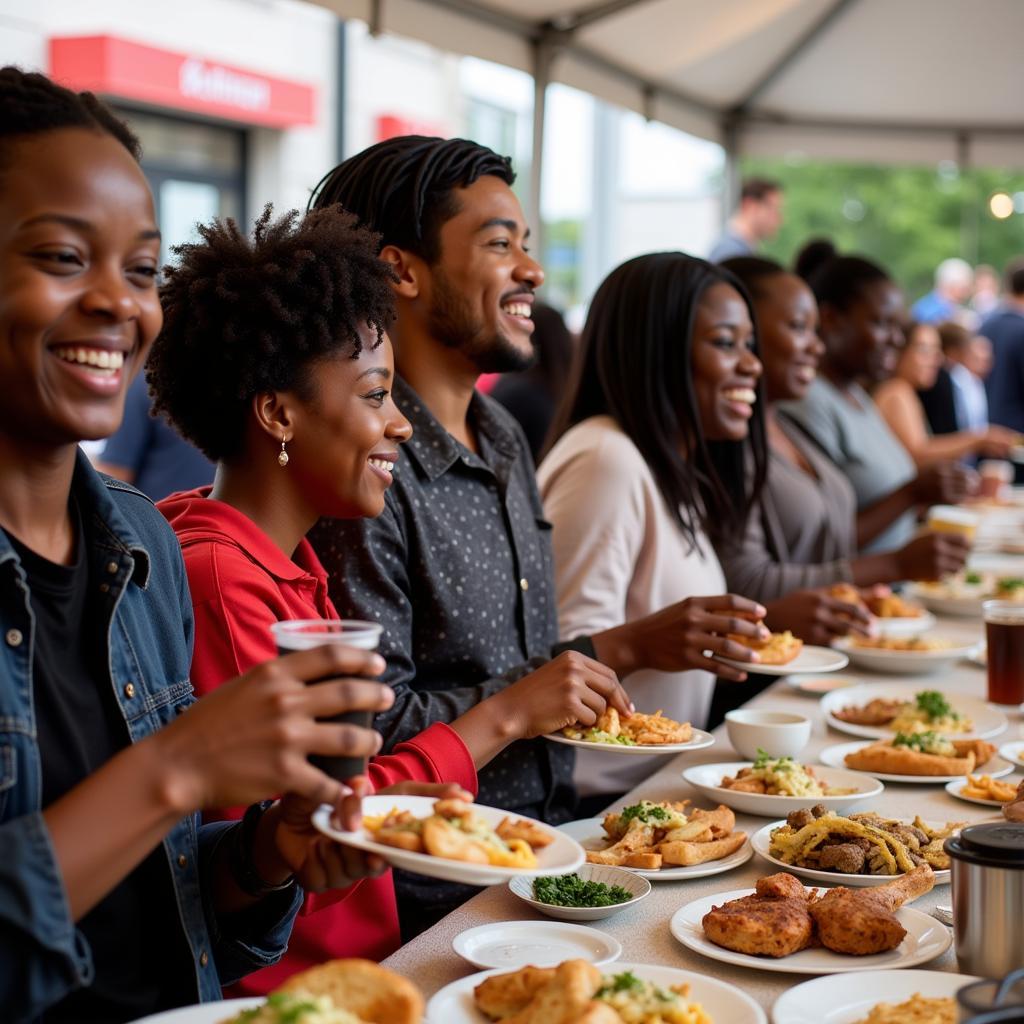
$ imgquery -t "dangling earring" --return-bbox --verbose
[278,437,290,467]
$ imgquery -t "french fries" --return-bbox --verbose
[963,773,1018,802]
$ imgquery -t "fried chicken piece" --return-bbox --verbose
[833,698,904,726]
[501,960,602,1024]
[702,872,817,958]
[585,822,657,866]
[1004,779,1024,822]
[474,965,555,1018]
[810,863,934,955]
[496,816,554,849]
[818,843,866,874]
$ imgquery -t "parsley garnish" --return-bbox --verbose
[533,873,633,907]
[916,690,957,721]
[619,801,669,825]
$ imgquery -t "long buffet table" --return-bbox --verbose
[383,604,1022,1012]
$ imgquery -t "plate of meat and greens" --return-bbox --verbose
[750,805,962,887]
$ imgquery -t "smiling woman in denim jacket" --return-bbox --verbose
[0,68,399,1023]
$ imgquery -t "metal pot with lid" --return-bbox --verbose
[946,823,1024,978]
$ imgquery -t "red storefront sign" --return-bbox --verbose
[50,35,316,128]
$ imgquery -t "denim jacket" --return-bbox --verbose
[0,451,300,1022]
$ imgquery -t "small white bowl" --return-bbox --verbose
[725,710,812,760]
[508,863,651,921]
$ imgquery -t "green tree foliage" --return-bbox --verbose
[741,157,1024,302]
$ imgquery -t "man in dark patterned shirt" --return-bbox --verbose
[307,137,765,933]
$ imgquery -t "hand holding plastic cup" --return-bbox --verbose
[927,504,980,543]
[979,460,1013,501]
[270,619,384,783]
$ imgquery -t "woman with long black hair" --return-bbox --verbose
[539,252,839,798]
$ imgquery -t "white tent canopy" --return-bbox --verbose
[307,0,1024,232]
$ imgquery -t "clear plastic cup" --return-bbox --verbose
[270,619,384,782]
[927,504,980,542]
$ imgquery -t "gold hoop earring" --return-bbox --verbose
[278,438,289,467]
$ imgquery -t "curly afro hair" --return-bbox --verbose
[147,204,397,463]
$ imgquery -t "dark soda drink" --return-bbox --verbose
[271,619,383,783]
[984,602,1024,706]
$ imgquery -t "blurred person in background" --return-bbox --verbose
[490,301,575,462]
[980,258,1024,436]
[911,256,975,326]
[94,372,213,501]
[708,177,783,263]
[874,320,1014,467]
[971,263,1001,320]
[941,321,996,435]
[718,258,969,603]
[781,241,972,554]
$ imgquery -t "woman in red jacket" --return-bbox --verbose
[148,206,480,992]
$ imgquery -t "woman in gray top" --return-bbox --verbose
[718,256,971,610]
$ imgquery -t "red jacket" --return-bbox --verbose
[158,489,477,994]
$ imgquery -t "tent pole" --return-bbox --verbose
[721,114,741,230]
[529,34,554,255]
[957,131,979,267]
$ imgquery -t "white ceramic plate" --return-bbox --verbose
[670,889,951,974]
[873,611,937,637]
[426,961,767,1024]
[819,741,1014,783]
[451,920,621,970]
[129,1000,262,1024]
[1001,740,1024,769]
[544,727,714,756]
[715,645,849,676]
[771,969,982,1023]
[750,820,954,886]
[311,796,583,886]
[904,582,986,618]
[820,683,1008,740]
[682,761,884,817]
[832,636,981,675]
[945,776,1022,807]
[969,643,987,667]
[555,817,752,881]
[507,864,651,921]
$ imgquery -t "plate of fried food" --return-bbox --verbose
[820,735,1012,783]
[751,805,963,886]
[682,755,882,817]
[426,958,767,1024]
[556,799,750,880]
[713,619,849,675]
[154,959,425,1024]
[546,707,714,755]
[907,571,1024,617]
[771,968,982,1024]
[671,865,951,974]
[311,795,583,886]
[945,772,1023,808]
[820,684,1007,740]
[831,634,980,674]
[828,584,935,638]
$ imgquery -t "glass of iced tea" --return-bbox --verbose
[927,504,980,542]
[983,601,1024,706]
[270,619,384,782]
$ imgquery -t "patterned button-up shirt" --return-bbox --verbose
[309,376,591,826]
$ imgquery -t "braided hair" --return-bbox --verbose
[309,135,514,263]
[147,204,397,463]
[0,66,140,165]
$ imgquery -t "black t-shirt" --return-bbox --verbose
[5,503,195,1022]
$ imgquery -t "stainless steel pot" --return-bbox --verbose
[958,969,1024,1022]
[946,823,1024,978]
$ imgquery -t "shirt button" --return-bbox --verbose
[519,578,529,592]
[124,683,136,699]
[99,583,110,594]
[106,561,118,574]
[177,853,188,868]
[199,951,208,968]
[5,629,23,647]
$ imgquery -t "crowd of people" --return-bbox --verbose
[2,67,1022,1022]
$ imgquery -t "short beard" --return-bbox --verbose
[428,268,537,374]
